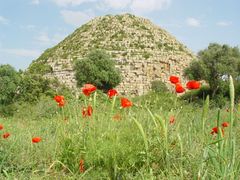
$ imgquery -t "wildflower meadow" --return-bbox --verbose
[0,76,239,179]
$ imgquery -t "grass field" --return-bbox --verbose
[0,81,239,179]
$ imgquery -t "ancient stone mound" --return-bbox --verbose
[29,13,195,95]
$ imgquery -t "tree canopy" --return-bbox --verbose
[184,43,240,97]
[0,64,20,105]
[74,49,121,91]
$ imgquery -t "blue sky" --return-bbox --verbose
[0,0,239,70]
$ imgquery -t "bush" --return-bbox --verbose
[0,104,17,116]
[0,64,20,105]
[28,60,52,75]
[0,63,74,116]
[16,73,55,103]
[74,49,121,91]
[181,85,228,107]
[212,94,228,108]
[184,43,240,98]
[151,80,168,93]
[16,73,74,103]
[181,85,211,101]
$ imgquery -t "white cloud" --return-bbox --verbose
[186,17,200,27]
[130,0,171,14]
[216,21,232,27]
[0,48,41,57]
[31,0,40,5]
[61,10,95,26]
[98,0,171,13]
[101,0,131,9]
[52,0,95,7]
[0,16,9,24]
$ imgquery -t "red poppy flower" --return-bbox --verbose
[121,98,133,108]
[175,83,185,93]
[186,80,201,90]
[3,132,10,139]
[169,116,175,124]
[107,89,118,98]
[82,105,93,117]
[32,137,42,143]
[54,95,64,103]
[79,159,85,173]
[169,76,180,84]
[211,127,224,135]
[58,100,65,107]
[0,124,3,130]
[82,84,97,96]
[221,122,229,128]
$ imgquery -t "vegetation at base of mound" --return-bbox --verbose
[185,43,240,99]
[0,64,73,116]
[0,84,239,179]
[183,43,240,107]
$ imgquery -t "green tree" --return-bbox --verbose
[16,73,54,102]
[16,73,73,103]
[184,43,240,97]
[0,64,20,105]
[74,49,121,91]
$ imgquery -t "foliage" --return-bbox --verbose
[0,76,240,179]
[16,73,55,103]
[0,64,73,116]
[184,43,240,98]
[0,104,17,116]
[74,49,121,91]
[151,80,168,93]
[0,88,239,179]
[181,85,211,102]
[27,61,52,75]
[0,64,20,105]
[180,85,230,107]
[143,52,151,59]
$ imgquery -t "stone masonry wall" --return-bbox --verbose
[39,14,194,96]
[44,50,192,96]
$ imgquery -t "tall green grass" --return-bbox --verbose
[0,89,239,179]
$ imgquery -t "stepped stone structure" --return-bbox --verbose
[29,13,195,95]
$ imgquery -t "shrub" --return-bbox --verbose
[151,80,168,93]
[0,64,20,105]
[28,61,52,75]
[181,85,228,107]
[0,104,17,116]
[184,43,240,98]
[212,94,228,108]
[16,73,55,103]
[74,49,121,91]
[143,52,151,59]
[0,63,74,117]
